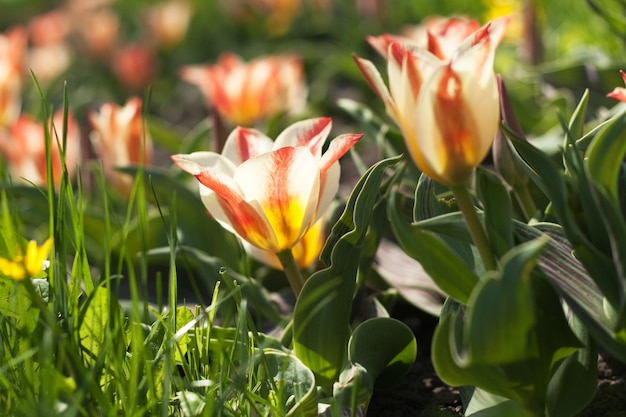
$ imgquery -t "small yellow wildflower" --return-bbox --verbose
[0,238,53,280]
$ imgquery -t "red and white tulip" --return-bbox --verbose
[0,110,81,187]
[0,27,27,127]
[355,16,508,187]
[171,117,361,254]
[179,53,307,126]
[89,97,153,195]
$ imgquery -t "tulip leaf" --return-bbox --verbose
[514,222,626,362]
[431,300,520,399]
[293,156,401,393]
[414,174,476,267]
[388,187,479,304]
[546,319,597,417]
[565,89,589,145]
[464,388,534,417]
[507,129,621,303]
[476,167,514,258]
[347,317,416,386]
[464,237,547,365]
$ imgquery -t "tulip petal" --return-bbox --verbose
[353,55,396,114]
[171,151,237,177]
[235,146,320,251]
[195,167,274,251]
[222,127,274,165]
[319,133,363,177]
[273,117,331,158]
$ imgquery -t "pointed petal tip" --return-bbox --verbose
[171,154,203,175]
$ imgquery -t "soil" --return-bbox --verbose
[366,308,626,416]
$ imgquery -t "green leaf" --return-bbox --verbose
[293,156,400,393]
[465,237,547,365]
[348,317,417,386]
[476,168,514,258]
[431,300,520,399]
[78,286,125,364]
[388,187,478,304]
[585,110,626,201]
[546,320,597,417]
[259,349,317,417]
[514,222,626,362]
[465,388,535,417]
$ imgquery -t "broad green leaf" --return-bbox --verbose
[347,317,416,386]
[293,156,400,393]
[78,286,125,364]
[465,388,535,417]
[546,320,597,417]
[414,174,477,268]
[431,300,521,400]
[0,277,40,334]
[465,237,546,365]
[388,187,478,304]
[259,349,317,417]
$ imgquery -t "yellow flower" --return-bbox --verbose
[0,238,53,280]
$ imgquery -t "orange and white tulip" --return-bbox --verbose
[0,27,27,127]
[179,53,306,126]
[355,16,508,187]
[171,117,361,254]
[608,70,626,102]
[0,110,81,187]
[89,97,153,195]
[144,0,192,49]
[367,15,481,61]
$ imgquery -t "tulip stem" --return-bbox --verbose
[451,185,498,272]
[515,183,537,222]
[276,249,305,297]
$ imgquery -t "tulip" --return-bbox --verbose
[172,117,361,294]
[0,27,27,127]
[179,53,306,127]
[144,0,192,49]
[0,110,81,187]
[367,15,480,61]
[112,44,156,91]
[608,70,626,102]
[88,97,153,196]
[354,16,508,187]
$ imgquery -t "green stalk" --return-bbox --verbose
[451,185,498,272]
[276,249,306,297]
[514,182,538,222]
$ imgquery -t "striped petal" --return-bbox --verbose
[222,127,274,165]
[353,55,396,115]
[235,146,320,252]
[273,117,332,158]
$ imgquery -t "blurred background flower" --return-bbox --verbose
[89,97,153,196]
[0,110,81,187]
[179,52,307,127]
